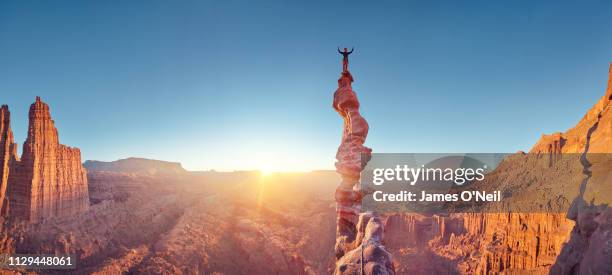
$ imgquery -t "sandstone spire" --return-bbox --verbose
[0,105,17,215]
[332,54,394,274]
[7,97,89,222]
[607,62,612,100]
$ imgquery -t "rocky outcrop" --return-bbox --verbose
[530,132,565,154]
[0,105,18,215]
[548,65,612,273]
[527,63,612,274]
[334,213,394,274]
[530,63,612,154]
[376,64,612,274]
[332,58,394,274]
[464,65,612,274]
[4,97,89,222]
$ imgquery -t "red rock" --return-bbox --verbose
[379,64,612,274]
[334,213,395,275]
[0,105,18,215]
[5,97,89,222]
[332,63,393,274]
[607,62,612,100]
[531,63,612,154]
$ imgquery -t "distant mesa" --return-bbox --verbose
[84,157,187,177]
[0,97,89,222]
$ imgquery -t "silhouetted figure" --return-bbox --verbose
[338,47,354,72]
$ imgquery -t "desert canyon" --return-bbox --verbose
[0,65,610,274]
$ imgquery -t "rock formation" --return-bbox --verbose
[359,64,612,275]
[530,63,612,155]
[0,105,18,215]
[452,64,612,274]
[332,56,394,274]
[547,63,612,274]
[608,62,612,100]
[2,97,89,222]
[446,64,611,274]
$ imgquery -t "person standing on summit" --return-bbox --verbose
[338,47,354,73]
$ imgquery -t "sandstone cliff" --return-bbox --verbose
[378,64,612,274]
[3,97,89,222]
[332,65,394,274]
[531,64,612,274]
[531,64,612,154]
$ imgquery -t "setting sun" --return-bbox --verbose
[259,169,275,177]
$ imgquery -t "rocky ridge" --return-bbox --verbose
[379,64,612,274]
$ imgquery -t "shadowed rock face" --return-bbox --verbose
[3,97,89,222]
[547,66,612,274]
[377,65,612,274]
[529,64,612,274]
[0,105,18,215]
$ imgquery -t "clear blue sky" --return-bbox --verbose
[1,1,611,171]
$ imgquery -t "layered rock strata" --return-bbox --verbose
[548,64,612,274]
[0,105,18,215]
[443,64,612,274]
[3,97,89,222]
[354,64,612,274]
[448,64,612,274]
[530,63,612,154]
[333,63,394,274]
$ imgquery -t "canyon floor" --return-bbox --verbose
[3,168,339,274]
[1,157,596,275]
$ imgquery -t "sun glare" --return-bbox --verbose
[259,169,275,177]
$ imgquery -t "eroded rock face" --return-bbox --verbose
[534,64,612,274]
[333,68,394,274]
[378,64,612,274]
[382,213,573,274]
[531,63,612,155]
[0,105,18,215]
[335,213,394,275]
[4,97,89,222]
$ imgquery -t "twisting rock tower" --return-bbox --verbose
[332,48,394,274]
